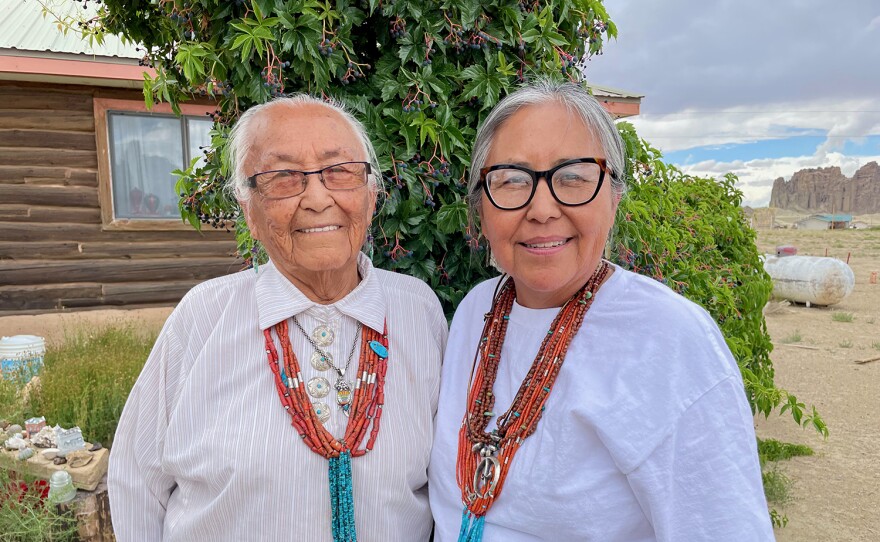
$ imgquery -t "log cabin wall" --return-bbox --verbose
[0,81,240,314]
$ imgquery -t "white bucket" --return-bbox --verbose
[0,335,46,382]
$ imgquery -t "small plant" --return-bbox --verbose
[831,311,854,323]
[29,325,154,447]
[757,438,809,530]
[781,331,802,344]
[758,438,814,463]
[839,339,853,348]
[872,341,880,351]
[0,469,78,542]
[762,467,794,507]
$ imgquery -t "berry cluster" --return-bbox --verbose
[341,61,370,85]
[382,233,414,261]
[319,38,336,56]
[401,88,437,112]
[389,18,406,38]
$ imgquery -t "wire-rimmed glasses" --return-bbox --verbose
[247,161,371,199]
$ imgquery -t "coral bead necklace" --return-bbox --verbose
[263,318,389,542]
[456,261,610,542]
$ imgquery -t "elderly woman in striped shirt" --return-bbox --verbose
[109,95,447,541]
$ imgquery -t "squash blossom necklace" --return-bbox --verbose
[264,318,389,542]
[456,261,610,542]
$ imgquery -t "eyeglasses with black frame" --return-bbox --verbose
[479,157,616,210]
[247,161,372,200]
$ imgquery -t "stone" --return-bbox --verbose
[53,456,67,465]
[89,442,103,452]
[4,436,26,451]
[31,426,57,448]
[770,161,880,214]
[66,450,93,468]
[6,424,22,436]
[17,447,34,461]
[41,448,60,460]
[0,420,8,430]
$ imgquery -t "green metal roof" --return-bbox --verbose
[585,82,644,100]
[815,214,853,222]
[0,0,140,60]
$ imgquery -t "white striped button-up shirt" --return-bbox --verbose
[109,254,447,541]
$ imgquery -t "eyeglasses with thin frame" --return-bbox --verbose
[479,157,616,210]
[247,161,372,200]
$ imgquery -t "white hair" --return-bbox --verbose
[226,94,381,202]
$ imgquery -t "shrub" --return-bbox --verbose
[28,326,153,448]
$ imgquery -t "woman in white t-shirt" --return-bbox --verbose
[428,79,774,542]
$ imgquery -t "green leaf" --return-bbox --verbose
[435,200,468,234]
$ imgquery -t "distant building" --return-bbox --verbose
[795,214,853,230]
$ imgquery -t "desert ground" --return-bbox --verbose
[1,221,878,540]
[755,224,880,541]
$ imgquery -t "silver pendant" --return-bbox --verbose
[335,379,352,410]
[307,376,331,399]
[312,402,330,424]
[310,350,332,372]
[312,325,335,347]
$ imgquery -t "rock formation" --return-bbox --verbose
[769,161,880,214]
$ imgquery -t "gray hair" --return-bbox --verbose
[226,94,381,202]
[466,79,627,227]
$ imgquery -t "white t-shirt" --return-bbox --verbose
[429,264,774,541]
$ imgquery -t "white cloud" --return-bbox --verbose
[679,152,880,208]
[868,15,880,31]
[623,98,880,154]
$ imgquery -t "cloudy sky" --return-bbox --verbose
[585,0,880,207]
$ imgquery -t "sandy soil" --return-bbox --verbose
[1,228,878,540]
[0,307,173,347]
[756,228,880,541]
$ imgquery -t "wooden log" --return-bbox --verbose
[0,184,99,207]
[0,146,98,168]
[0,129,97,151]
[0,110,95,132]
[0,283,104,311]
[0,87,93,112]
[0,241,82,259]
[0,222,234,243]
[0,240,237,260]
[101,280,200,305]
[1,258,239,285]
[0,205,29,219]
[779,343,821,351]
[854,356,880,365]
[0,166,97,186]
[0,204,101,223]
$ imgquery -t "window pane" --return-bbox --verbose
[109,113,184,219]
[186,117,213,167]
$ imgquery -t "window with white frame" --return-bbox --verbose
[106,111,212,220]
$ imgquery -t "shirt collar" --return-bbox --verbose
[255,252,386,333]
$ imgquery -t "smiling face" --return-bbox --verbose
[241,103,375,299]
[481,101,619,308]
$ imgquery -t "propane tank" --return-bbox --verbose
[763,255,855,306]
